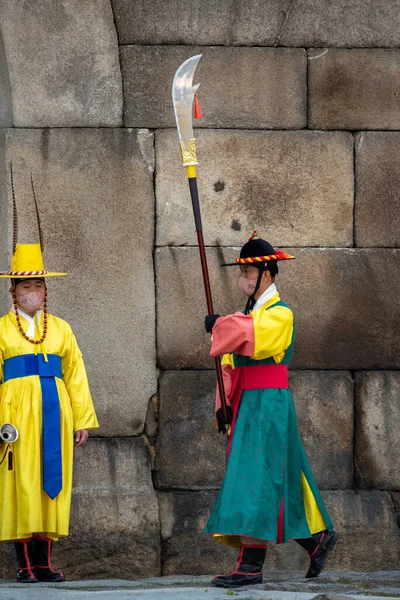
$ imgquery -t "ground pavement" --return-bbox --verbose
[0,571,400,599]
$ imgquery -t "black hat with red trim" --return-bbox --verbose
[221,231,295,267]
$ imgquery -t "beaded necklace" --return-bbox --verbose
[11,286,48,345]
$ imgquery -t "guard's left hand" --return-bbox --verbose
[216,406,233,434]
[75,429,89,447]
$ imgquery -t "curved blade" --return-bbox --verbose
[172,55,202,149]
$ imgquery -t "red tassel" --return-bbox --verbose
[193,93,203,119]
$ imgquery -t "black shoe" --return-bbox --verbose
[305,529,339,579]
[14,540,38,583]
[16,568,38,583]
[35,567,66,582]
[212,572,262,588]
[212,545,266,588]
[33,538,66,582]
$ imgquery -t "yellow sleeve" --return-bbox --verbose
[251,305,294,362]
[62,325,99,432]
[221,353,235,368]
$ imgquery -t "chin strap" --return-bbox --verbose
[245,268,264,315]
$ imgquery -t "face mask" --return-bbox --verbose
[17,291,44,313]
[238,275,259,297]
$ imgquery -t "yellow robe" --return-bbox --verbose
[0,310,99,541]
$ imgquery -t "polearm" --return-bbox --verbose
[172,55,228,422]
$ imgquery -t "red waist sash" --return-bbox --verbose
[226,364,289,457]
[238,363,289,390]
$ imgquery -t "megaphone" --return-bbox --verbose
[0,423,19,443]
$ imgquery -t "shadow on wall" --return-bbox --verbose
[0,147,8,315]
[0,25,12,311]
[0,26,12,127]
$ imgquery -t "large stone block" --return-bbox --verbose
[0,437,160,580]
[155,370,353,491]
[159,490,232,576]
[291,371,354,489]
[0,129,157,436]
[355,132,400,248]
[309,49,400,130]
[159,490,400,574]
[155,371,225,490]
[121,46,306,129]
[323,491,400,571]
[0,0,122,127]
[156,129,353,247]
[66,437,160,579]
[112,0,400,48]
[355,372,400,490]
[279,1,400,48]
[156,247,400,370]
[113,0,287,46]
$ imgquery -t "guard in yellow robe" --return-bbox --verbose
[0,191,98,583]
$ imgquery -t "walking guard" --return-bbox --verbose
[204,232,338,588]
[0,169,99,583]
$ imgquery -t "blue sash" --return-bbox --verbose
[4,353,63,499]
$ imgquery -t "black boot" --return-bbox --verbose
[33,537,66,582]
[14,539,38,583]
[296,529,339,578]
[212,545,266,588]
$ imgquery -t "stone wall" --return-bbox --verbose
[0,0,399,580]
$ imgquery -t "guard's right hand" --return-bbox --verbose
[205,314,220,333]
[216,406,233,434]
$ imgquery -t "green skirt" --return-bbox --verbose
[204,388,332,547]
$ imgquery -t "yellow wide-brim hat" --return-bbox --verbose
[0,244,67,278]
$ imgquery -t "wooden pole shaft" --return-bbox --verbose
[187,174,228,420]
